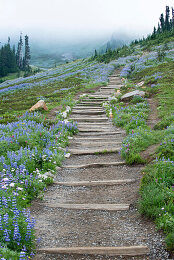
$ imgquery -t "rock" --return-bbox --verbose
[136,81,144,87]
[29,100,48,112]
[121,90,145,102]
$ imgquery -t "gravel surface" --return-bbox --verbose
[55,165,143,182]
[31,73,170,260]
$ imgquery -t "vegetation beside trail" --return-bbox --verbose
[0,4,174,259]
[107,41,174,251]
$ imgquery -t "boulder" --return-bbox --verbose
[121,90,145,102]
[29,100,48,112]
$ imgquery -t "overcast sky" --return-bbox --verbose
[0,0,174,42]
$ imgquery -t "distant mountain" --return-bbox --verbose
[29,32,134,68]
[99,32,133,54]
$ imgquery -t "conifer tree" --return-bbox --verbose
[165,6,170,30]
[23,35,31,70]
[160,13,165,32]
[16,33,23,69]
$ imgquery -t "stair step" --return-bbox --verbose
[54,179,136,187]
[44,203,130,211]
[69,147,120,155]
[78,129,116,132]
[72,141,122,146]
[74,106,102,109]
[73,136,122,141]
[62,161,125,168]
[72,111,104,115]
[37,246,150,256]
[78,131,125,135]
[70,118,108,122]
[101,86,121,89]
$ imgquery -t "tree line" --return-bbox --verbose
[0,34,31,77]
[92,6,174,63]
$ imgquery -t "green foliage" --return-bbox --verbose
[139,161,174,249]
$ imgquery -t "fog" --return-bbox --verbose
[1,0,173,40]
[0,0,173,67]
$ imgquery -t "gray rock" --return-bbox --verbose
[121,90,145,101]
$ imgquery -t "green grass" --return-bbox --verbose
[111,51,174,250]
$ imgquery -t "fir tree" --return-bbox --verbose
[160,13,165,32]
[16,33,23,69]
[94,49,98,58]
[23,35,31,70]
[165,6,170,31]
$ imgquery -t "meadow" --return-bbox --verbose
[0,40,174,258]
[108,41,174,250]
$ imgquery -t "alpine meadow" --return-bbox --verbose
[0,2,174,260]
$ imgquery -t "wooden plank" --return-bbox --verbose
[45,203,130,211]
[74,106,102,109]
[54,179,136,187]
[73,137,123,141]
[37,246,150,256]
[69,147,120,155]
[71,141,122,146]
[78,129,115,132]
[70,118,108,122]
[72,111,105,115]
[62,161,125,168]
[78,131,125,135]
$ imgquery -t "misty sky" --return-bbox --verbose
[0,0,174,42]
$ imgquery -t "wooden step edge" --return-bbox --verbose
[53,179,136,187]
[71,141,122,145]
[73,137,123,140]
[78,129,116,133]
[62,161,125,169]
[72,112,104,114]
[69,148,120,155]
[37,245,150,256]
[70,118,108,121]
[43,203,130,211]
[78,131,125,135]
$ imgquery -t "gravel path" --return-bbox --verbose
[31,72,170,260]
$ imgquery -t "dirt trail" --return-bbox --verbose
[31,72,169,260]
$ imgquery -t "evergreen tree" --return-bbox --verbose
[165,6,170,31]
[160,13,165,32]
[172,7,174,28]
[0,39,17,77]
[23,35,31,70]
[94,49,98,58]
[16,33,23,69]
[157,22,161,33]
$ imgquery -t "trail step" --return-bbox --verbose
[72,111,105,115]
[62,161,125,168]
[78,131,125,135]
[54,179,136,187]
[69,147,120,155]
[77,122,110,126]
[71,141,122,147]
[73,136,123,141]
[74,106,103,109]
[78,129,117,133]
[70,118,108,122]
[37,246,150,256]
[44,203,130,211]
[101,86,121,89]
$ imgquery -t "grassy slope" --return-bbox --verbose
[108,39,174,251]
[0,36,173,257]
